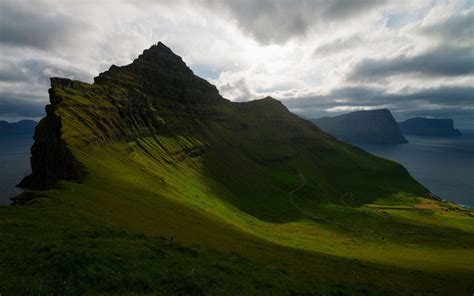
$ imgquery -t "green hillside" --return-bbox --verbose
[1,43,473,295]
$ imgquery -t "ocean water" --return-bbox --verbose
[356,130,474,208]
[0,134,33,204]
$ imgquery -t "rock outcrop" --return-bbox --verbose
[19,43,228,189]
[399,117,462,137]
[313,109,408,144]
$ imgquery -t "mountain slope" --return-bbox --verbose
[3,43,474,295]
[20,43,424,206]
[313,109,408,144]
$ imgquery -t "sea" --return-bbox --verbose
[356,130,474,208]
[0,134,33,204]
[0,132,473,207]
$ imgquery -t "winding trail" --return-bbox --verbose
[339,192,354,206]
[288,173,326,221]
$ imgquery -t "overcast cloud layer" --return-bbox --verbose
[0,0,473,128]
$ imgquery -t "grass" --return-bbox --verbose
[2,133,472,294]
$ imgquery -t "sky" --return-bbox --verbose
[0,0,473,128]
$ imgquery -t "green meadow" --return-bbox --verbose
[2,128,473,295]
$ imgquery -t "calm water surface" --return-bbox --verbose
[356,130,474,208]
[0,134,33,204]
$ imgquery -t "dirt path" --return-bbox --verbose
[288,173,326,221]
[339,192,354,206]
[288,173,358,226]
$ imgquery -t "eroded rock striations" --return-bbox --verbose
[313,109,408,144]
[399,117,462,137]
[20,42,228,189]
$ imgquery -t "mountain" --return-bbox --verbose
[312,109,408,144]
[0,120,37,136]
[2,43,474,295]
[399,117,462,137]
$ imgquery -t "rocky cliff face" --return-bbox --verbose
[20,42,227,189]
[399,117,462,137]
[313,109,408,144]
[17,103,86,189]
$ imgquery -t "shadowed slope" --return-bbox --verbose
[21,42,427,222]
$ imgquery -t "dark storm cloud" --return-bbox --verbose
[349,46,474,80]
[0,58,91,88]
[0,57,90,121]
[0,0,82,49]
[284,85,474,108]
[203,0,387,44]
[0,90,46,120]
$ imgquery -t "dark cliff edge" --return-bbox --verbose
[15,43,278,190]
[312,109,408,144]
[17,42,226,190]
[17,82,87,190]
[399,117,462,137]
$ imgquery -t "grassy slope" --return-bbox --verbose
[1,137,473,295]
[1,50,474,294]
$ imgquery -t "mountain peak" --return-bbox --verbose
[137,41,182,62]
[153,41,174,54]
[93,42,224,104]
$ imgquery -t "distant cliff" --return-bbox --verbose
[399,117,462,137]
[0,120,37,136]
[313,109,408,144]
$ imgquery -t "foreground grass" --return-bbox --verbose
[1,207,376,295]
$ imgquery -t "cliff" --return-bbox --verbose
[313,109,408,144]
[399,117,462,137]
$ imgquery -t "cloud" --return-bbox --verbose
[0,0,472,128]
[0,58,90,85]
[0,90,45,121]
[202,0,388,44]
[217,76,255,102]
[280,85,474,126]
[0,0,87,50]
[349,46,474,80]
[417,2,474,46]
[313,35,362,56]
